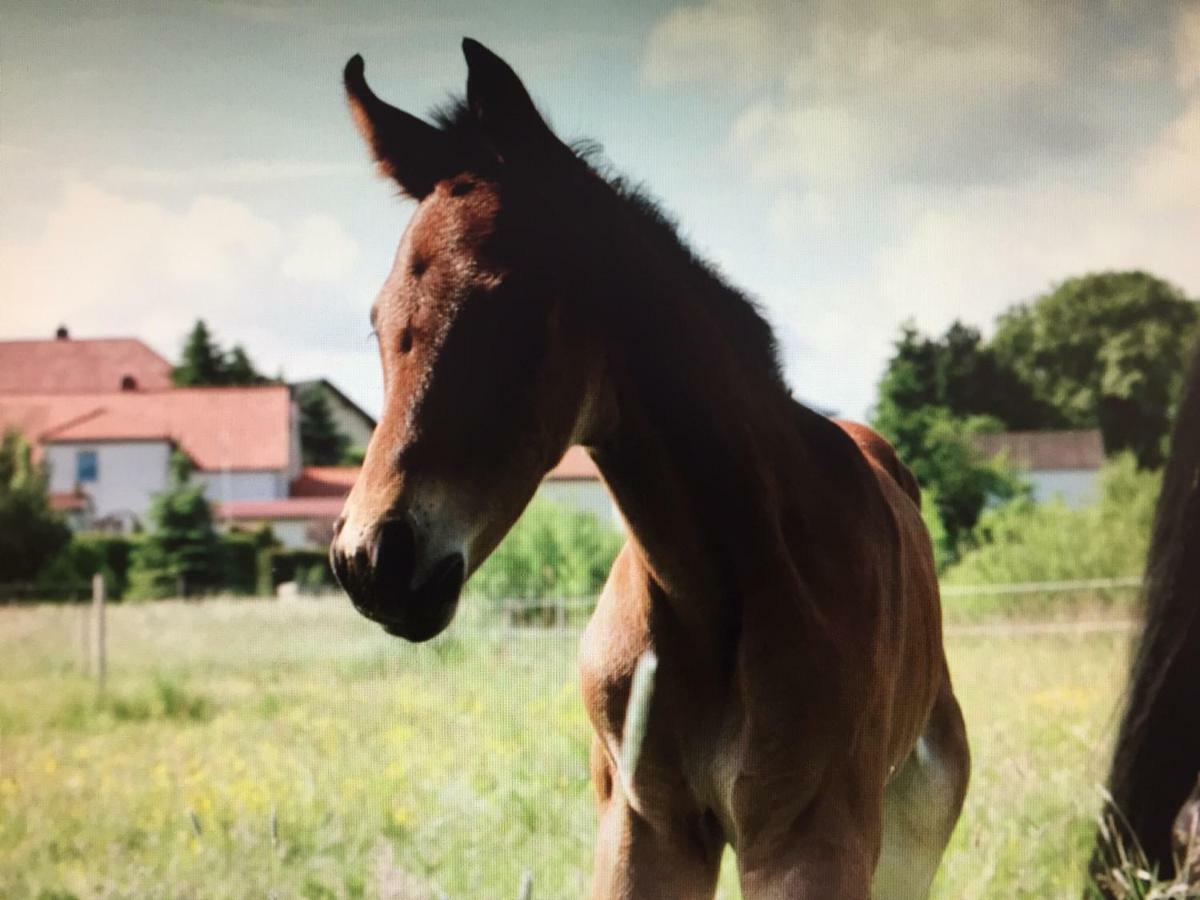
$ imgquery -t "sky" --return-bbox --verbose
[2,0,1199,422]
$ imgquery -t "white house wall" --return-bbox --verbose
[1026,469,1099,508]
[196,470,287,504]
[326,395,374,450]
[45,441,172,524]
[537,481,621,527]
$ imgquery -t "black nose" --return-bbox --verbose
[331,517,465,643]
[373,518,417,595]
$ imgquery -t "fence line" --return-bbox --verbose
[939,575,1143,597]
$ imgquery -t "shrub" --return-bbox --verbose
[942,454,1159,615]
[0,429,71,584]
[36,533,141,599]
[260,548,335,593]
[127,453,221,599]
[464,499,623,604]
[218,532,260,595]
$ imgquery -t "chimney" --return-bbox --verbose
[55,325,70,340]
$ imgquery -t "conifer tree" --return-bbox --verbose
[127,451,221,598]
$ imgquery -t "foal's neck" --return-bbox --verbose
[578,217,816,643]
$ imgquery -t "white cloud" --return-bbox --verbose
[104,160,361,187]
[642,1,780,91]
[0,182,377,407]
[641,1,1200,420]
[281,215,361,285]
[1178,1,1200,87]
[1136,95,1200,209]
[767,141,1200,419]
[643,0,1172,188]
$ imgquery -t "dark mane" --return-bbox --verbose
[429,96,786,389]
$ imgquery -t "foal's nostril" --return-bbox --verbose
[332,515,346,538]
[375,518,417,590]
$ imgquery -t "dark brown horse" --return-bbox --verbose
[1093,339,1200,893]
[330,39,969,899]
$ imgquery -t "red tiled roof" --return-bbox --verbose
[0,386,292,471]
[0,337,172,394]
[290,466,360,497]
[217,497,346,520]
[972,429,1105,472]
[280,448,601,498]
[547,446,599,481]
[49,490,93,512]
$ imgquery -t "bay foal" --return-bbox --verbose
[330,39,969,899]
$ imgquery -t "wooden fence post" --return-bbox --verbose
[80,594,91,675]
[91,573,106,693]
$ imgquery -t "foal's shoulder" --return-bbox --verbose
[830,419,922,506]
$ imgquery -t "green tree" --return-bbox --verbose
[991,271,1199,468]
[223,345,269,385]
[127,451,221,599]
[873,402,1021,566]
[874,324,1026,564]
[0,429,71,583]
[297,386,351,466]
[173,321,270,387]
[877,320,1058,429]
[173,320,227,386]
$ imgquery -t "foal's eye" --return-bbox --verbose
[398,327,414,354]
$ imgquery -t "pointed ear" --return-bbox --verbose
[344,55,461,198]
[462,38,558,162]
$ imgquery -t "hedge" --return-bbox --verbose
[259,547,336,594]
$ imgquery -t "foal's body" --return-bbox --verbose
[332,39,968,899]
[577,347,967,898]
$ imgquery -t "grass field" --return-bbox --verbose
[0,599,1133,899]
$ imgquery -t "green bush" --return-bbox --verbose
[35,533,141,600]
[217,532,260,595]
[0,429,71,584]
[942,454,1159,616]
[464,499,623,604]
[260,548,335,593]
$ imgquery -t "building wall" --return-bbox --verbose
[45,441,172,524]
[299,382,374,451]
[537,480,621,526]
[1026,468,1099,508]
[197,470,287,505]
[217,519,319,550]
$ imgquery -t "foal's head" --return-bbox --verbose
[331,40,605,641]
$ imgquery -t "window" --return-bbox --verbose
[76,450,98,483]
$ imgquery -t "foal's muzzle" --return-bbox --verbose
[330,516,466,642]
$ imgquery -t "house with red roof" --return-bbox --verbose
[972,429,1106,507]
[216,447,619,548]
[1,329,618,547]
[0,330,302,536]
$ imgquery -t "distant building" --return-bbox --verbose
[973,429,1106,507]
[0,329,172,394]
[290,378,376,452]
[217,466,356,548]
[540,446,619,525]
[1,330,616,546]
[0,331,353,544]
[220,448,620,549]
[0,384,300,530]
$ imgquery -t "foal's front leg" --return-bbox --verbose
[589,737,722,900]
[736,787,879,900]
